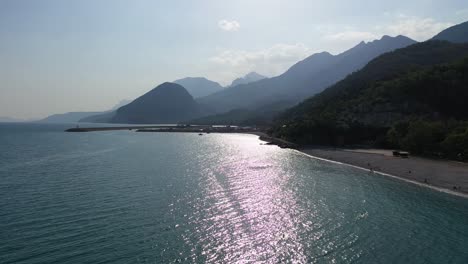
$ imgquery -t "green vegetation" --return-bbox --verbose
[271,41,468,160]
[387,120,468,160]
[190,109,262,126]
[432,21,468,43]
[190,101,295,126]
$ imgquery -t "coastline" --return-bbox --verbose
[64,125,468,198]
[295,147,468,198]
[252,133,468,198]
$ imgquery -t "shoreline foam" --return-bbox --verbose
[252,134,468,198]
[295,147,468,199]
[295,149,468,199]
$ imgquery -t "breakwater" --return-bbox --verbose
[65,125,298,149]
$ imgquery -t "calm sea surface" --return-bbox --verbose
[1,123,468,263]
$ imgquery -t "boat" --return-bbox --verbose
[393,150,410,158]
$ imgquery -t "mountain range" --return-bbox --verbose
[197,35,416,114]
[80,33,432,125]
[52,20,468,130]
[272,40,468,140]
[173,72,267,99]
[270,21,468,158]
[0,117,27,123]
[40,99,131,123]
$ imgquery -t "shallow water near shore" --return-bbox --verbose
[1,123,468,263]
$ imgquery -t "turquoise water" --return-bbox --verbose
[1,123,468,263]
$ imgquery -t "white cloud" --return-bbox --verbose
[381,15,454,41]
[218,20,240,32]
[320,28,381,53]
[321,15,454,46]
[209,15,456,84]
[455,9,468,17]
[209,43,314,85]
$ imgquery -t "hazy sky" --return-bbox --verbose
[1,0,467,119]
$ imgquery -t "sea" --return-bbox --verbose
[1,122,468,263]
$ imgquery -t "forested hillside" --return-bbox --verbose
[271,41,468,159]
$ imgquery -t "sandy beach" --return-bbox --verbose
[299,147,468,196]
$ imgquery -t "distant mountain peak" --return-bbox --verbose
[156,82,183,91]
[381,35,391,40]
[312,51,333,58]
[368,35,415,44]
[173,77,223,98]
[230,72,267,87]
[343,35,416,57]
[111,82,202,124]
[139,82,194,100]
[353,41,367,49]
[176,76,209,82]
[244,72,264,78]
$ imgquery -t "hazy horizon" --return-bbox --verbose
[1,0,467,119]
